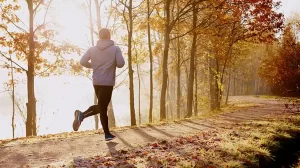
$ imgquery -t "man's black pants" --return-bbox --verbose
[82,85,113,134]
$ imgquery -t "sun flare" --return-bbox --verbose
[52,1,89,46]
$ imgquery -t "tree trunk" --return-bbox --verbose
[225,67,231,105]
[88,0,95,46]
[167,76,173,120]
[10,55,15,138]
[186,0,197,118]
[136,53,141,125]
[176,38,181,119]
[107,103,115,128]
[194,65,198,116]
[209,57,216,110]
[176,0,181,120]
[257,77,261,94]
[94,95,99,129]
[26,0,37,136]
[233,74,236,96]
[94,0,101,30]
[241,80,244,95]
[147,0,153,123]
[209,56,220,111]
[216,59,220,109]
[160,0,171,121]
[184,59,189,112]
[87,0,100,130]
[128,0,136,126]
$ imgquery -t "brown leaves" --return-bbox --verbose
[0,1,82,77]
[259,25,300,96]
[64,132,222,167]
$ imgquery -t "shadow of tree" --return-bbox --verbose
[132,128,157,141]
[113,133,134,149]
[147,125,175,138]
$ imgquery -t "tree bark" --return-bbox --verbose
[87,0,100,129]
[194,65,198,116]
[160,0,171,121]
[88,0,95,46]
[225,67,231,105]
[26,0,37,136]
[93,95,99,129]
[10,55,15,138]
[107,103,115,128]
[216,59,220,109]
[147,0,153,123]
[233,74,236,96]
[128,0,136,126]
[176,0,181,120]
[209,57,216,110]
[209,56,220,111]
[94,0,101,30]
[135,52,141,125]
[176,38,181,119]
[186,0,197,118]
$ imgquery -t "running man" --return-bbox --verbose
[73,28,125,141]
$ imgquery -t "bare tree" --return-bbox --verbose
[120,0,136,126]
[186,0,198,118]
[147,0,154,123]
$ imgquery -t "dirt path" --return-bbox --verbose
[0,96,285,168]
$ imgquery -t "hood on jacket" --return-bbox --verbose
[96,40,114,50]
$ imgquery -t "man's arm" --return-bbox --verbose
[116,47,125,68]
[80,49,92,68]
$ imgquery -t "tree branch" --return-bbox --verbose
[122,3,130,33]
[34,0,53,33]
[0,90,9,94]
[116,67,128,77]
[170,0,195,29]
[119,0,129,8]
[105,0,114,28]
[1,27,28,56]
[0,7,27,33]
[114,73,128,90]
[34,59,58,76]
[170,14,217,41]
[0,52,28,72]
[132,0,145,9]
[33,0,44,13]
[180,57,190,67]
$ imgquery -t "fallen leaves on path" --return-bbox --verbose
[37,113,300,168]
[58,130,227,168]
[56,113,300,168]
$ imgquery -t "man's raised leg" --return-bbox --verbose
[73,105,100,131]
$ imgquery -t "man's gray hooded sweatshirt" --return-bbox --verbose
[80,40,125,86]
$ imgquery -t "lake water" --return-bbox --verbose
[0,74,154,140]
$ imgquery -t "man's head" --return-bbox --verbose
[99,28,111,40]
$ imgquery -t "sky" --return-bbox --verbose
[0,0,300,140]
[278,0,300,19]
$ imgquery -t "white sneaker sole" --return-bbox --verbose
[105,136,116,141]
[73,110,81,131]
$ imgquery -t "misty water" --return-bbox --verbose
[0,73,152,140]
